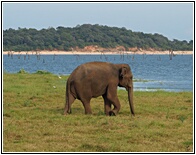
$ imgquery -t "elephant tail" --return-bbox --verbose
[64,79,72,115]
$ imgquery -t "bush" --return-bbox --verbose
[35,70,52,74]
[17,69,28,74]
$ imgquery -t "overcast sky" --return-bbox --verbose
[2,2,193,41]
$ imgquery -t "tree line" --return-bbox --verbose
[3,24,193,51]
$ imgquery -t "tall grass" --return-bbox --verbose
[3,72,193,152]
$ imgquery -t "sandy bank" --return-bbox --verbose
[3,50,193,55]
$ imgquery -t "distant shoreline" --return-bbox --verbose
[3,50,193,55]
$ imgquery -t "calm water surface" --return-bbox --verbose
[3,54,193,92]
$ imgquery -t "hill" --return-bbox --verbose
[3,24,193,52]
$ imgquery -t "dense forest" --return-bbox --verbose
[3,24,193,51]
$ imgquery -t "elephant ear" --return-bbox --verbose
[120,67,127,78]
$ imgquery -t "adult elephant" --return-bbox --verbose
[64,61,134,116]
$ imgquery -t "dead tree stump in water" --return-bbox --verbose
[169,50,174,60]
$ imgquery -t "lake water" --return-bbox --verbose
[3,54,193,92]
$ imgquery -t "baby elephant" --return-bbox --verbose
[64,61,134,116]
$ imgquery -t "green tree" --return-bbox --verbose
[3,24,193,51]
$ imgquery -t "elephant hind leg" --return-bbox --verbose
[81,98,92,114]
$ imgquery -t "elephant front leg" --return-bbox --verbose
[102,94,112,116]
[108,97,121,116]
[106,85,121,116]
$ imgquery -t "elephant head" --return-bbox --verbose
[118,65,134,116]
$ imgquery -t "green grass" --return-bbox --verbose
[3,72,193,152]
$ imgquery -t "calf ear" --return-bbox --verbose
[120,67,127,78]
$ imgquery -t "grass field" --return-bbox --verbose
[3,71,193,152]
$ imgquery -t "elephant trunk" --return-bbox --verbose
[128,86,134,116]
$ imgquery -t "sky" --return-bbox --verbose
[2,2,194,41]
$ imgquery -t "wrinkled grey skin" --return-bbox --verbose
[64,61,134,116]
